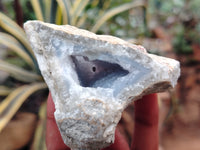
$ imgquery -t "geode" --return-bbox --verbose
[24,21,180,150]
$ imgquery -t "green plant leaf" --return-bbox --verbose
[56,0,72,24]
[0,12,34,56]
[0,86,13,96]
[91,1,145,33]
[0,32,34,67]
[0,60,42,82]
[70,0,81,16]
[76,13,87,27]
[49,0,58,23]
[55,5,62,25]
[30,0,44,21]
[43,0,52,22]
[0,83,47,132]
[71,0,90,26]
[31,102,47,150]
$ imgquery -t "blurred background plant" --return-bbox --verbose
[0,0,200,150]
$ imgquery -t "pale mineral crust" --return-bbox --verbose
[24,21,180,150]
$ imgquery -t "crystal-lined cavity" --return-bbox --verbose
[71,55,129,88]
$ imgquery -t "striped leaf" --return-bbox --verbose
[71,0,90,26]
[0,83,47,132]
[0,12,34,56]
[49,0,58,23]
[0,60,42,82]
[0,86,13,96]
[70,0,81,17]
[56,0,72,24]
[30,0,44,21]
[0,32,34,67]
[76,13,87,28]
[91,1,145,33]
[55,5,62,25]
[31,102,47,150]
[44,0,52,22]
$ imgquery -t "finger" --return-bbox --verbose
[131,94,159,150]
[46,93,70,150]
[102,129,130,150]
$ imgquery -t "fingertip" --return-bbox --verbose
[134,93,158,125]
[137,93,157,104]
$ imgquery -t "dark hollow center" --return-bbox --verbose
[92,66,96,72]
[71,55,129,88]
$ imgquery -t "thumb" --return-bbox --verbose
[46,93,70,150]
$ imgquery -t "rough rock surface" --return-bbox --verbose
[24,21,180,150]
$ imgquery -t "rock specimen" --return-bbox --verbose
[24,21,180,150]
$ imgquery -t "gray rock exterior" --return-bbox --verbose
[24,21,180,150]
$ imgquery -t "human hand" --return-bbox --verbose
[46,93,158,150]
